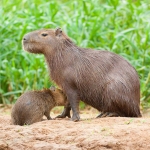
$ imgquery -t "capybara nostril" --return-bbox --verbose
[23,34,29,42]
[23,37,27,41]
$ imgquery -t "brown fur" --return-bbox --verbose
[11,87,68,125]
[22,28,142,121]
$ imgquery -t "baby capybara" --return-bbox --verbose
[22,28,141,121]
[11,86,69,125]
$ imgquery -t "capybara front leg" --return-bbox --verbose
[66,89,80,122]
[70,102,80,121]
[56,103,71,118]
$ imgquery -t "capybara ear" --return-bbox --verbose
[50,86,56,91]
[55,27,62,37]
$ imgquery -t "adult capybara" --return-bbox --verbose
[11,86,69,125]
[22,28,142,121]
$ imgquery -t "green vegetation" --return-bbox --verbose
[1,0,150,108]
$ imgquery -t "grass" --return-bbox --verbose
[0,0,150,108]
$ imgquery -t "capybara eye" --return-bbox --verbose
[41,33,48,37]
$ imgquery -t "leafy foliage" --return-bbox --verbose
[0,0,150,107]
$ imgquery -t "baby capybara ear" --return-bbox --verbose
[55,27,62,37]
[50,86,56,91]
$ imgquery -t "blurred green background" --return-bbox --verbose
[0,0,150,109]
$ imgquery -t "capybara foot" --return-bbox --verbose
[107,112,120,117]
[56,113,71,118]
[71,113,80,122]
[97,112,119,118]
[47,116,52,120]
[56,114,66,118]
[56,108,71,118]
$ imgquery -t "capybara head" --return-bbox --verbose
[50,86,67,106]
[22,28,70,54]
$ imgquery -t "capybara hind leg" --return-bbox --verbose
[97,112,119,118]
[96,112,105,118]
[107,112,120,117]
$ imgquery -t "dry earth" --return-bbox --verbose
[0,106,150,150]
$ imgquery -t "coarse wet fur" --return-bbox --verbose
[11,87,69,125]
[22,28,142,121]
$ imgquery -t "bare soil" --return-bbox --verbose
[0,105,150,150]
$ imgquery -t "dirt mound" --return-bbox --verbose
[0,112,150,150]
